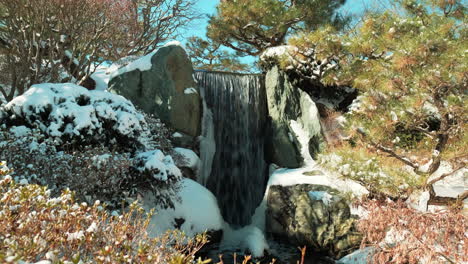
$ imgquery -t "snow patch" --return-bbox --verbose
[221,224,269,258]
[90,65,111,91]
[172,132,183,138]
[136,150,181,181]
[146,178,223,238]
[260,45,298,62]
[110,41,185,79]
[337,247,375,264]
[290,120,312,162]
[110,51,156,79]
[428,162,467,198]
[308,191,333,206]
[174,147,201,173]
[184,87,198,95]
[9,126,32,138]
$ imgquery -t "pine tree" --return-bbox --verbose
[207,0,348,56]
[186,36,250,72]
[287,0,467,198]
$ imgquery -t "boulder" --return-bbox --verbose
[109,44,201,137]
[265,66,322,168]
[266,184,361,259]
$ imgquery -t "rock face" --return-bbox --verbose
[109,44,201,137]
[266,184,361,259]
[265,66,322,168]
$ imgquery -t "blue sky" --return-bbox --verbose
[181,0,377,39]
[179,0,377,64]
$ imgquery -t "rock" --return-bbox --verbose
[171,131,196,148]
[109,44,201,137]
[265,66,323,168]
[266,184,362,259]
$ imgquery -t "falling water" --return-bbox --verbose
[195,71,269,226]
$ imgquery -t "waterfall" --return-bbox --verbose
[195,71,269,226]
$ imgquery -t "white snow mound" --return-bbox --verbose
[146,178,223,238]
[0,83,147,148]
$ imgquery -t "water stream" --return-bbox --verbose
[195,71,269,226]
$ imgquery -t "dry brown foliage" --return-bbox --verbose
[0,169,207,263]
[358,200,467,264]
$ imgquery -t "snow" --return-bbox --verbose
[337,247,375,264]
[136,150,181,181]
[260,45,298,62]
[184,87,198,95]
[1,83,147,146]
[146,178,223,238]
[348,95,364,113]
[308,191,333,206]
[9,126,32,138]
[90,65,111,91]
[418,191,430,212]
[86,222,98,233]
[428,162,467,199]
[110,51,156,79]
[290,120,313,163]
[91,154,111,170]
[66,230,85,241]
[174,147,201,173]
[110,41,185,80]
[172,132,183,138]
[221,224,268,258]
[163,40,183,48]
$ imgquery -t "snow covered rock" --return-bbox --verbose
[337,247,375,264]
[108,43,201,137]
[266,184,361,259]
[145,178,223,239]
[0,83,148,150]
[265,66,323,168]
[173,147,201,180]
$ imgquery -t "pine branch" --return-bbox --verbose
[357,129,420,170]
[426,165,466,186]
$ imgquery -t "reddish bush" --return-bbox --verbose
[0,0,198,99]
[0,174,207,263]
[358,200,467,264]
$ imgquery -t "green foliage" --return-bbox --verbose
[207,0,349,56]
[289,0,467,179]
[318,145,425,198]
[186,36,251,72]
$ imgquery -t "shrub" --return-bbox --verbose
[0,174,207,263]
[0,83,150,151]
[0,125,180,211]
[358,200,467,264]
[0,0,199,97]
[287,0,467,184]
